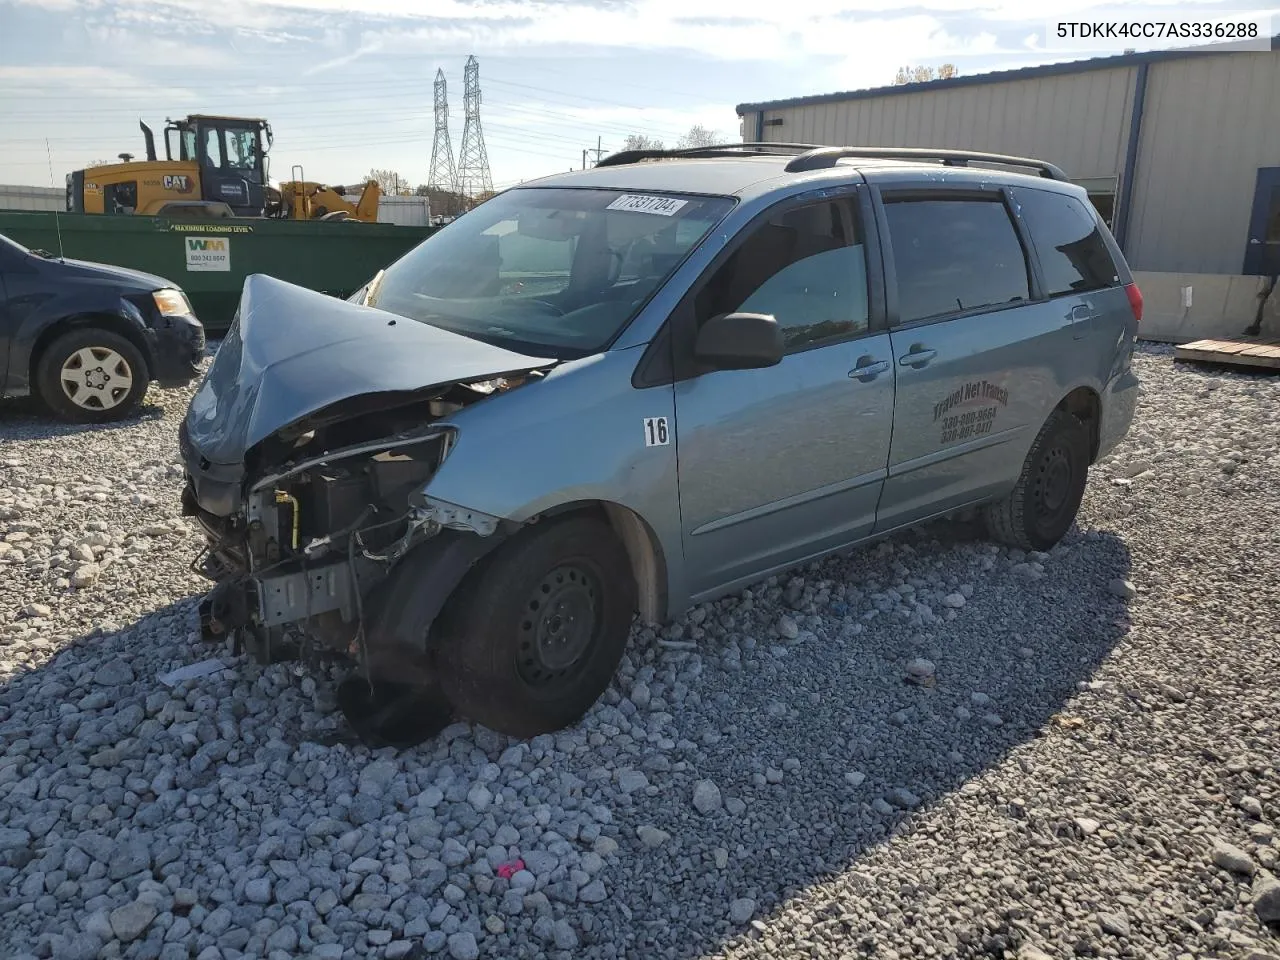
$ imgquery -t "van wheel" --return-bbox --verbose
[984,409,1090,551]
[35,328,149,423]
[436,515,637,738]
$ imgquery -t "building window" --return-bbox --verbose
[1071,177,1118,228]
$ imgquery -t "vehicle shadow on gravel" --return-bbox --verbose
[0,395,169,437]
[595,519,1135,960]
[0,518,1134,960]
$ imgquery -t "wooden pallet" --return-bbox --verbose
[1174,337,1280,370]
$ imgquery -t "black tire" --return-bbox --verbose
[34,328,149,423]
[435,515,637,738]
[983,409,1090,551]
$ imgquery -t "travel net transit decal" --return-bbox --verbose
[933,379,1010,444]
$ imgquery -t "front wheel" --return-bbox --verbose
[983,409,1090,551]
[34,328,149,423]
[436,515,637,738]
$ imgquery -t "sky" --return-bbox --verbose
[1,0,1275,193]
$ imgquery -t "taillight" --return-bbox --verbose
[1124,282,1143,324]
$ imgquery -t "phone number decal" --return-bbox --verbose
[941,406,998,444]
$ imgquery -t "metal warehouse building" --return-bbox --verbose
[737,40,1280,341]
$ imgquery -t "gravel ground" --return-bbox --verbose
[1,343,1278,960]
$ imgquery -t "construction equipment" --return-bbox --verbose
[66,116,381,223]
[273,166,381,223]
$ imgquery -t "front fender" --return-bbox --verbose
[423,344,686,611]
[7,291,153,395]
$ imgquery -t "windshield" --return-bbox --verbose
[371,186,734,356]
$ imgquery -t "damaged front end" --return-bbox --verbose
[178,275,553,740]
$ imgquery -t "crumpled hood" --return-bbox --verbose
[183,273,553,464]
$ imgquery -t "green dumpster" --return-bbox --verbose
[0,211,437,333]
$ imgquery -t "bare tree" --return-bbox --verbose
[677,124,720,149]
[893,64,957,84]
[365,168,411,195]
[622,134,665,152]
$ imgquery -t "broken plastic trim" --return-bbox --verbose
[248,427,452,495]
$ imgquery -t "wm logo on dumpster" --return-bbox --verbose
[184,235,231,272]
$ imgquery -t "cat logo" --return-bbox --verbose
[163,175,193,193]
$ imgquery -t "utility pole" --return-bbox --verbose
[589,136,605,166]
[582,149,587,171]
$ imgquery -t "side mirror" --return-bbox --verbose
[693,312,784,370]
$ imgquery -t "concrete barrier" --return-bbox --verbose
[1134,271,1279,343]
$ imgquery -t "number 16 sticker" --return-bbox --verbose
[643,417,670,446]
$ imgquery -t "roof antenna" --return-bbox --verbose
[45,139,65,261]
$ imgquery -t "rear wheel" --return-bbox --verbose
[35,328,149,423]
[436,515,637,738]
[984,409,1090,551]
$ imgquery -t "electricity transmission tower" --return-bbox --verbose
[457,55,493,203]
[427,69,458,211]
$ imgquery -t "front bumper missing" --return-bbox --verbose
[259,562,357,626]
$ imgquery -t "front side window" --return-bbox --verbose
[694,200,869,350]
[223,128,259,171]
[202,128,222,169]
[884,197,1030,324]
[1014,188,1119,296]
[181,130,196,162]
[372,187,733,356]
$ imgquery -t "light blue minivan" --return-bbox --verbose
[180,143,1141,741]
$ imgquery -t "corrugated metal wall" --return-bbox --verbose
[1125,52,1280,274]
[0,185,64,212]
[756,68,1136,182]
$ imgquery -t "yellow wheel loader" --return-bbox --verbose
[66,116,381,222]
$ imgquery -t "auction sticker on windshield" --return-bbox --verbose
[606,194,688,216]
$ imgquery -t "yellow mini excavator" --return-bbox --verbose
[66,116,381,222]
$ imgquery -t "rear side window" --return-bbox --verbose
[1015,188,1120,296]
[695,200,869,351]
[884,197,1030,324]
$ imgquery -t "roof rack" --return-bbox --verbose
[783,146,1068,180]
[594,142,824,167]
[592,141,1069,181]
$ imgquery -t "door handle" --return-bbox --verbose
[849,357,889,382]
[1071,304,1091,320]
[898,347,937,368]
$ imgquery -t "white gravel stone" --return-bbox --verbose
[636,825,670,848]
[617,769,649,794]
[447,932,479,960]
[108,900,157,942]
[692,779,722,814]
[1211,840,1255,875]
[729,897,757,924]
[1108,578,1138,599]
[70,563,101,588]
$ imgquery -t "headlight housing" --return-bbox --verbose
[152,288,193,317]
